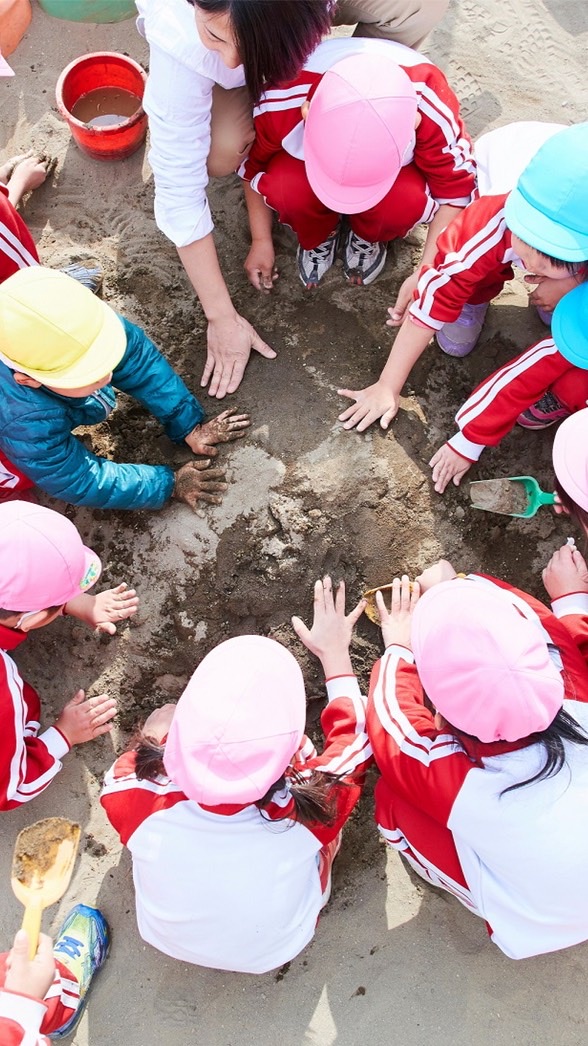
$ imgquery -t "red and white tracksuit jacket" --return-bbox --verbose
[240,37,475,249]
[409,192,517,329]
[0,989,49,1045]
[0,962,81,1044]
[101,676,372,974]
[367,574,588,959]
[446,337,588,462]
[0,625,71,811]
[0,185,39,281]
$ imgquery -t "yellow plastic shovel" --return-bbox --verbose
[11,817,81,958]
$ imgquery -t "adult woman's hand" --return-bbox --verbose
[202,312,276,398]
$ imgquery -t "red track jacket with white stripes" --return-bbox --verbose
[410,193,515,329]
[101,675,372,973]
[446,336,572,461]
[0,626,70,811]
[0,185,39,280]
[367,575,588,958]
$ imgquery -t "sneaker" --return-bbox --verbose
[58,261,104,295]
[51,905,110,1040]
[297,230,338,289]
[436,302,490,357]
[343,230,387,286]
[516,390,570,429]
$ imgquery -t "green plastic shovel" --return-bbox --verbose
[469,476,556,518]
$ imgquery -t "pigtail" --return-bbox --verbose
[257,768,348,828]
[131,729,167,782]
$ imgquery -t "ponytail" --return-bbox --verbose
[131,729,166,782]
[257,768,346,827]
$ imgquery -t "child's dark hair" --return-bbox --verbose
[554,477,588,536]
[532,248,587,278]
[445,707,588,794]
[188,0,332,101]
[131,728,343,826]
[257,768,344,827]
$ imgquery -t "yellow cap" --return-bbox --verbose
[0,267,127,388]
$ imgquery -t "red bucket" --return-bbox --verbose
[56,52,148,161]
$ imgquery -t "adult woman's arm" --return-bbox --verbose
[178,235,276,397]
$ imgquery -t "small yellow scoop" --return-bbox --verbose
[11,817,81,958]
[362,582,416,624]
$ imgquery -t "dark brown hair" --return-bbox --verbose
[188,0,332,101]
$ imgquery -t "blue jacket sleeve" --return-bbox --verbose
[0,404,175,511]
[113,317,205,441]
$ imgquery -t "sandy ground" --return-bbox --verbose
[2,1,588,1043]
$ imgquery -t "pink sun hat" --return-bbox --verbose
[304,53,418,215]
[411,579,564,742]
[0,501,101,612]
[552,407,588,513]
[0,47,14,77]
[164,636,306,806]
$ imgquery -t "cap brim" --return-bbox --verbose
[23,307,127,389]
[505,189,588,263]
[305,136,398,215]
[0,54,14,76]
[552,283,588,368]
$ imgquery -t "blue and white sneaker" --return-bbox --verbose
[297,229,339,289]
[50,905,110,1040]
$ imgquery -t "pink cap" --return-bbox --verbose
[411,580,564,742]
[552,408,588,512]
[0,50,14,77]
[304,54,418,214]
[164,636,306,806]
[0,501,101,612]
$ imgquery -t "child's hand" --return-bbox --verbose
[6,155,49,207]
[55,689,117,746]
[172,461,228,510]
[4,930,55,1000]
[415,559,457,593]
[184,409,251,456]
[542,543,588,600]
[429,444,472,493]
[387,272,419,326]
[524,273,581,313]
[377,575,420,649]
[292,577,365,678]
[64,584,139,635]
[143,703,176,743]
[244,240,278,292]
[337,381,399,431]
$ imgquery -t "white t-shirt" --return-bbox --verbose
[136,0,246,247]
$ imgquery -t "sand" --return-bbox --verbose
[1,2,588,1043]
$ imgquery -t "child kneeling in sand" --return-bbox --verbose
[367,563,588,958]
[429,280,588,492]
[0,267,249,511]
[0,501,137,811]
[241,38,475,291]
[101,578,371,973]
[339,121,588,432]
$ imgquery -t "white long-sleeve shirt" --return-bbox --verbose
[135,0,246,247]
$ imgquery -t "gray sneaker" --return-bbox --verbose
[343,230,387,286]
[297,230,338,289]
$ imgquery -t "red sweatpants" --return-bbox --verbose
[256,153,437,249]
[550,367,588,412]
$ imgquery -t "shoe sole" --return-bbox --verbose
[516,415,568,429]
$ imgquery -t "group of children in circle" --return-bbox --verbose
[3,2,588,1042]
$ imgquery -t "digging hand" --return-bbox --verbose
[172,461,228,510]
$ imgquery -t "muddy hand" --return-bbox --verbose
[173,460,228,510]
[184,409,251,456]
